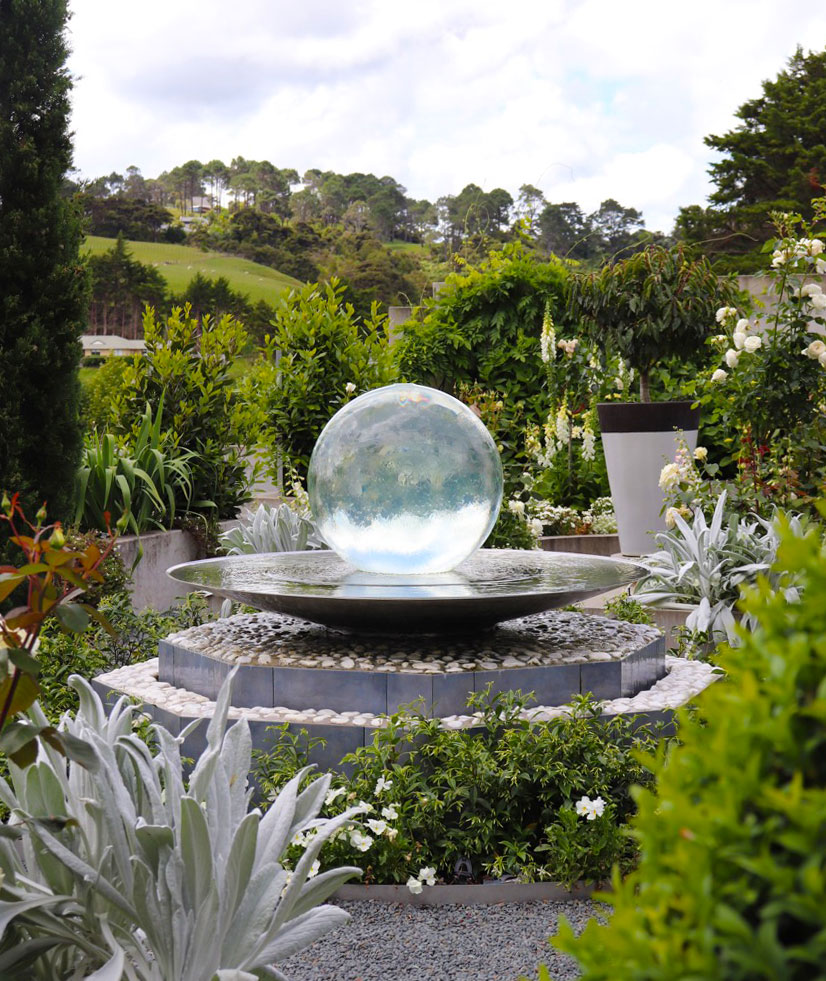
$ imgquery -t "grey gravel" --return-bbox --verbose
[279,899,601,981]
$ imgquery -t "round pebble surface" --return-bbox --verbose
[279,898,600,981]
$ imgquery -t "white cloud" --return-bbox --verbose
[66,0,826,231]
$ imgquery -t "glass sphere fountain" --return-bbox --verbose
[168,383,645,632]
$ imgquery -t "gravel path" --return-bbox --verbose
[280,898,601,981]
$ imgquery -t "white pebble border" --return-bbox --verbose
[96,655,721,730]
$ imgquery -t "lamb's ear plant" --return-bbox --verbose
[220,502,326,555]
[0,669,361,980]
[633,491,804,645]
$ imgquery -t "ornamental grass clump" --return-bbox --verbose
[552,508,826,980]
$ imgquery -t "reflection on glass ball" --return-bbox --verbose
[308,383,503,574]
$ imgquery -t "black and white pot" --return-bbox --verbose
[597,401,700,556]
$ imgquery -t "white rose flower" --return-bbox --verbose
[743,335,762,353]
[810,293,826,311]
[735,318,750,331]
[724,348,740,368]
[809,239,824,256]
[804,339,826,360]
[693,446,708,462]
[716,306,737,323]
[711,368,728,383]
[665,506,680,529]
[406,876,423,894]
[800,282,823,297]
[816,258,826,274]
[820,351,826,368]
[658,463,682,492]
[732,330,746,350]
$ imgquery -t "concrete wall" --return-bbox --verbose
[116,520,237,612]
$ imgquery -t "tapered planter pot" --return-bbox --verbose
[597,401,700,556]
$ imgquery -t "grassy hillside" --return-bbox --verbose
[83,236,303,305]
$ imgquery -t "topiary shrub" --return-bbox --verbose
[553,509,826,979]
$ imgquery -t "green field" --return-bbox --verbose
[83,236,303,305]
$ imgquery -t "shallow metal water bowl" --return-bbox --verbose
[167,548,644,633]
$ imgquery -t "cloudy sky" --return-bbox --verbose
[67,0,826,233]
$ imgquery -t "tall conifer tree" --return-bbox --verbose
[0,0,89,521]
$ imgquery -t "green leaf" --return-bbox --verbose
[55,603,91,633]
[6,646,41,678]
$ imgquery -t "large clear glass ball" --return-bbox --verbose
[308,383,504,574]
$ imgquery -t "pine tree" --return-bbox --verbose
[0,0,89,521]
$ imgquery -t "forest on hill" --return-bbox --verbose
[74,160,661,325]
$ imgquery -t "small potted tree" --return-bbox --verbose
[571,245,737,554]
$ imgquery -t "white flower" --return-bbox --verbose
[614,376,624,391]
[816,258,826,274]
[529,518,544,537]
[810,293,826,311]
[345,382,356,394]
[308,859,321,878]
[352,800,374,815]
[732,330,746,350]
[325,786,346,806]
[658,462,682,492]
[804,339,826,360]
[820,351,826,368]
[581,425,596,463]
[711,368,728,383]
[716,306,738,323]
[799,282,823,297]
[508,499,526,517]
[367,818,387,835]
[381,804,399,820]
[735,318,750,331]
[374,776,392,795]
[406,876,423,894]
[540,307,556,363]
[807,238,824,256]
[385,827,399,841]
[665,506,680,529]
[555,404,569,444]
[724,348,740,368]
[743,335,762,353]
[349,830,373,852]
[419,866,437,887]
[693,446,708,462]
[575,795,606,821]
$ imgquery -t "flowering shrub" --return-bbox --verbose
[526,497,617,536]
[699,200,826,505]
[255,688,660,889]
[523,305,625,507]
